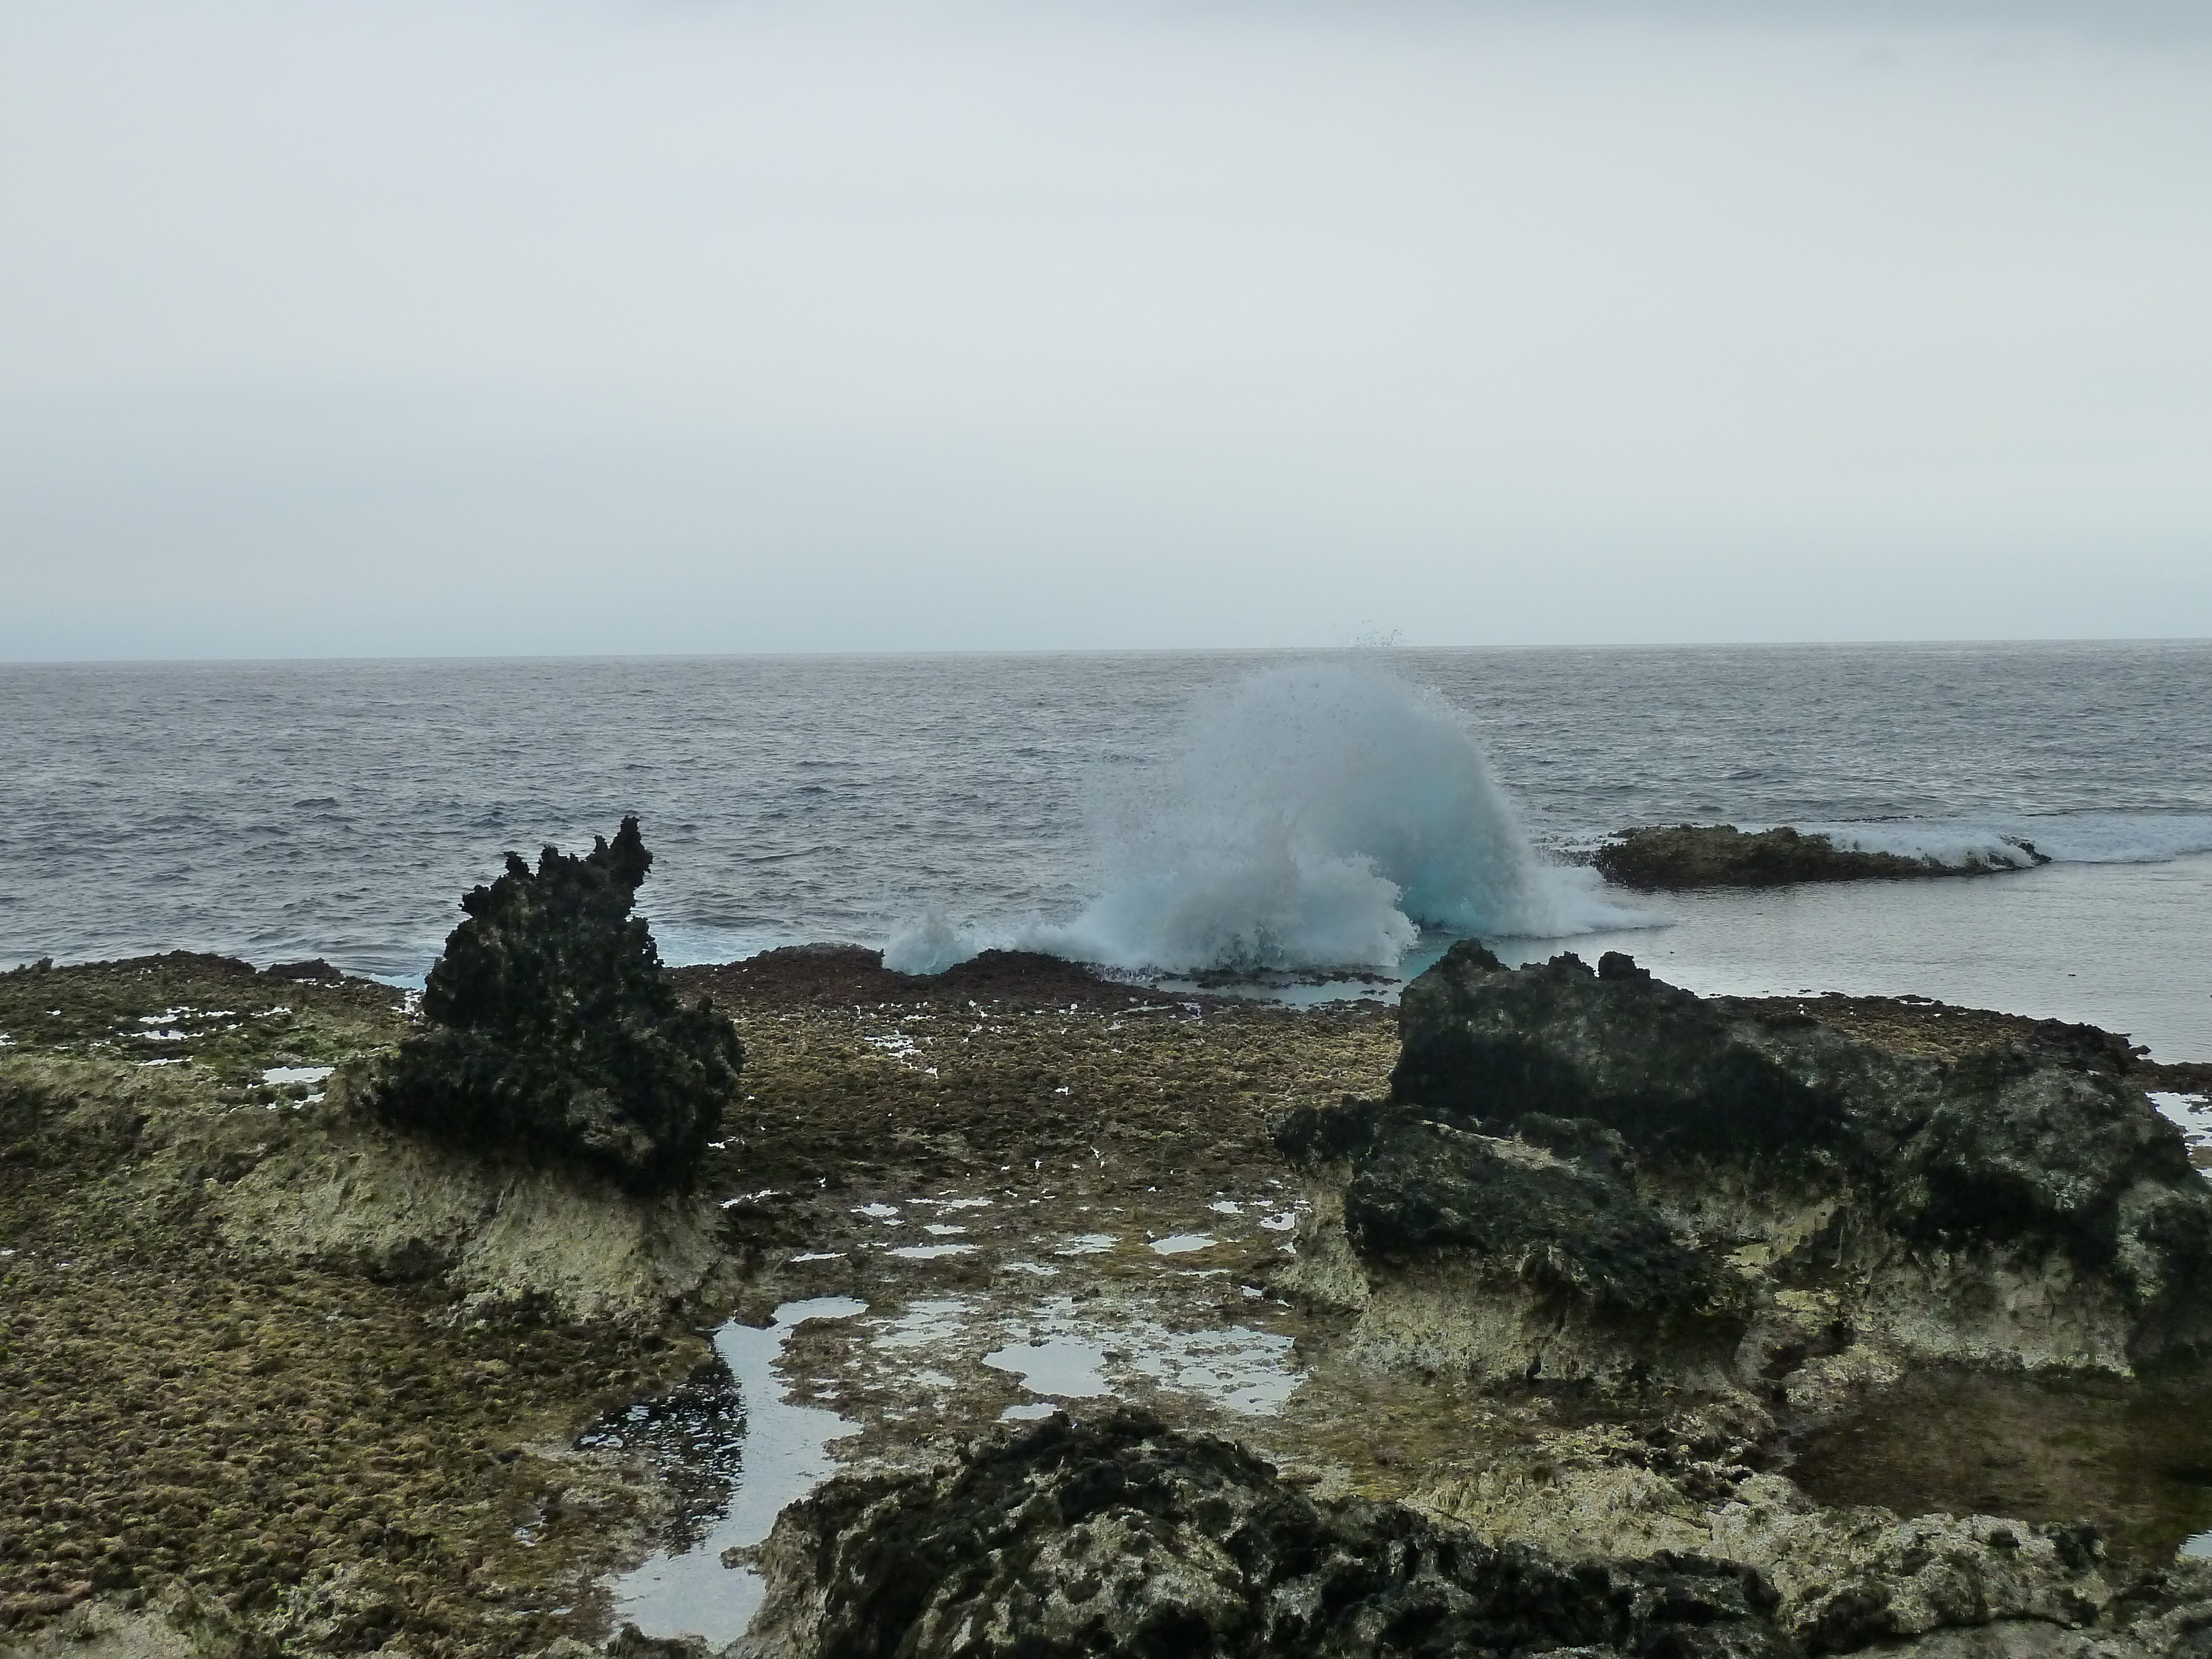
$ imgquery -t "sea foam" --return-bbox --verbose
[886,662,1655,976]
[1804,815,2212,869]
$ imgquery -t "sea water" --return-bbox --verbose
[3,642,2208,1055]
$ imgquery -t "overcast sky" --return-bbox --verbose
[3,1,2208,659]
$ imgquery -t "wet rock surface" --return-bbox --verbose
[748,1406,1794,1659]
[1279,942,2212,1385]
[10,943,2212,1657]
[369,819,743,1193]
[1593,825,2048,890]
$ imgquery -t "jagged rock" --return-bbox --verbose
[1707,1492,2115,1653]
[1405,1435,2184,1655]
[1276,943,2212,1386]
[745,1405,1796,1659]
[365,817,742,1193]
[1593,825,2047,891]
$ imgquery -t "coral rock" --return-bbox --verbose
[366,817,740,1193]
[748,1405,1796,1659]
[1278,943,2212,1386]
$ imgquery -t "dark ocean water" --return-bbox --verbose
[4,642,2210,1051]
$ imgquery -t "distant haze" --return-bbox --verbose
[3,1,2208,658]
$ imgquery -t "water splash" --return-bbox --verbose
[888,661,1655,975]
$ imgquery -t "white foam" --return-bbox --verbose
[1801,813,2212,870]
[885,907,983,976]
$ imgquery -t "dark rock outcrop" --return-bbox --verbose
[366,817,741,1193]
[671,945,1151,1012]
[1277,944,2212,1386]
[748,1405,1796,1659]
[1593,825,2048,891]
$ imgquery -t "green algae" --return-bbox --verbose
[0,954,696,1653]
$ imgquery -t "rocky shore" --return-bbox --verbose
[7,941,2212,1658]
[1593,824,2049,889]
[1282,941,2212,1389]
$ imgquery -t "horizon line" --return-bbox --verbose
[4,635,2211,669]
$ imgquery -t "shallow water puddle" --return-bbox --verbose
[871,1298,973,1351]
[1124,1324,1301,1414]
[610,1296,865,1646]
[973,1296,1300,1418]
[2148,1092,2212,1175]
[984,1335,1113,1399]
[1790,1363,2212,1564]
[259,1063,335,1107]
[259,1064,333,1085]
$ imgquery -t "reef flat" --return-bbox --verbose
[7,946,2212,1658]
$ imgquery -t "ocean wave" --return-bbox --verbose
[1800,814,2212,869]
[885,663,1660,976]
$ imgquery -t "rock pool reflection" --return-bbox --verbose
[609,1297,865,1646]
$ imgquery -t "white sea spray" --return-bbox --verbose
[889,662,1656,975]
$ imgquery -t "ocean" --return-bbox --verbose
[5,641,2209,1057]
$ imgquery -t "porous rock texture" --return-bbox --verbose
[1593,825,2047,891]
[1277,943,2212,1389]
[368,817,743,1193]
[217,1070,723,1323]
[744,1406,1796,1659]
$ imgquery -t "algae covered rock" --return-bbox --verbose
[749,1405,1794,1659]
[1593,824,2047,891]
[367,817,740,1192]
[1279,942,2212,1385]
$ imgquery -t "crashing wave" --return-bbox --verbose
[885,662,1656,976]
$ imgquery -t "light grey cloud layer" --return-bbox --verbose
[3,1,2208,656]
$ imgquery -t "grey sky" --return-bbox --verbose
[3,2,2208,658]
